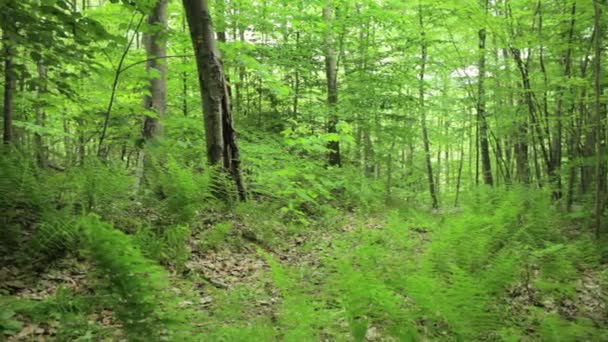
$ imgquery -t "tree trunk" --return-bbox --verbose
[386,142,394,202]
[454,136,465,207]
[511,47,550,179]
[419,9,438,209]
[323,5,341,167]
[35,63,47,167]
[477,5,493,186]
[2,30,15,145]
[292,31,300,117]
[182,11,189,117]
[592,0,605,237]
[183,0,246,201]
[550,2,576,200]
[135,0,168,192]
[142,0,168,140]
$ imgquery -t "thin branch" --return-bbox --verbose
[97,13,145,157]
[119,54,192,75]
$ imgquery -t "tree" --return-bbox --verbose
[476,0,493,186]
[182,0,246,200]
[592,0,606,236]
[142,0,168,140]
[35,63,48,166]
[418,6,438,209]
[323,3,341,167]
[2,28,15,145]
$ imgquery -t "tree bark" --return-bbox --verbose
[477,7,493,186]
[419,8,438,209]
[2,30,15,145]
[550,2,576,200]
[592,0,605,237]
[323,5,341,167]
[142,0,168,140]
[183,0,246,201]
[35,63,48,167]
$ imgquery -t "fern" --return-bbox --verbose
[259,249,322,341]
[134,224,191,271]
[79,214,194,340]
[146,155,216,224]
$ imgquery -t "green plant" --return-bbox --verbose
[198,221,232,252]
[146,155,215,224]
[79,214,194,340]
[28,209,80,260]
[259,249,326,341]
[0,307,23,336]
[134,224,191,271]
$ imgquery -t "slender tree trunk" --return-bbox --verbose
[323,5,341,167]
[454,138,465,207]
[477,3,493,186]
[98,13,144,157]
[592,0,605,237]
[501,46,516,183]
[579,51,593,195]
[292,31,300,117]
[2,30,15,145]
[363,128,375,177]
[237,26,246,116]
[182,13,189,117]
[35,63,48,167]
[142,0,168,140]
[445,121,450,189]
[78,119,86,165]
[550,2,576,200]
[183,0,246,201]
[419,9,438,209]
[511,48,551,178]
[386,142,394,201]
[136,0,168,191]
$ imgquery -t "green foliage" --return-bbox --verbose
[201,285,279,340]
[242,134,333,221]
[241,134,386,222]
[337,167,386,212]
[536,312,606,341]
[1,0,606,340]
[79,214,193,340]
[0,307,23,336]
[332,259,418,341]
[317,188,607,340]
[259,249,322,341]
[2,287,115,340]
[0,152,48,249]
[146,154,215,224]
[134,224,191,271]
[234,202,291,247]
[28,209,80,259]
[198,221,232,252]
[55,158,132,218]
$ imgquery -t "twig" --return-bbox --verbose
[119,54,193,74]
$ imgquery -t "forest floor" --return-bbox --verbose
[2,207,607,341]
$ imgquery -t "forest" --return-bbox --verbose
[0,0,607,340]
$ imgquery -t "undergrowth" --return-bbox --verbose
[1,146,607,340]
[79,214,198,340]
